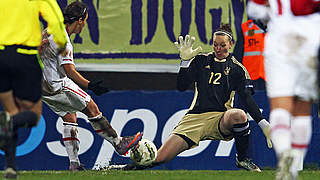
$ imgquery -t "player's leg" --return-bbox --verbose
[12,48,43,126]
[1,99,40,178]
[0,91,19,116]
[264,32,297,180]
[62,113,85,171]
[269,97,294,155]
[111,113,201,171]
[82,100,142,155]
[289,38,319,172]
[269,97,296,180]
[290,58,318,177]
[104,134,188,170]
[0,51,42,178]
[0,92,17,179]
[82,100,119,144]
[155,134,189,164]
[289,100,312,178]
[14,98,41,127]
[0,92,39,130]
[118,134,189,170]
[42,81,87,171]
[220,109,260,172]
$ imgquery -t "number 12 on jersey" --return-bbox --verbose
[209,72,221,84]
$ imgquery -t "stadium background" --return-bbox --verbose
[0,0,319,171]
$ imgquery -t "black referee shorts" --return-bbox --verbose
[0,45,42,102]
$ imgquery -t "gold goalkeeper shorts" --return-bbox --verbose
[172,111,233,148]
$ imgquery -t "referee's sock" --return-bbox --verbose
[12,111,38,129]
[5,131,18,171]
[233,121,250,161]
[4,111,37,170]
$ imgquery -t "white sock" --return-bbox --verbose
[88,114,121,146]
[63,123,80,164]
[270,108,291,156]
[91,121,121,145]
[291,116,311,157]
[290,116,312,173]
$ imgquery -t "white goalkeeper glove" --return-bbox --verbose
[258,119,272,149]
[174,35,202,67]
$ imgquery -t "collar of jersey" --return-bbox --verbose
[213,57,227,62]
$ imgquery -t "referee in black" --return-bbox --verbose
[0,0,67,178]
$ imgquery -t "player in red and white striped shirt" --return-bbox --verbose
[248,0,320,179]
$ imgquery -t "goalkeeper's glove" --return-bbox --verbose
[258,119,272,148]
[174,35,202,68]
[88,80,109,96]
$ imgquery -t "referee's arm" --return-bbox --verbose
[38,0,67,49]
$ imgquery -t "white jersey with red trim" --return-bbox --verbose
[40,30,75,94]
[250,0,320,100]
[248,0,319,19]
[40,30,91,116]
[269,0,319,17]
[42,77,90,117]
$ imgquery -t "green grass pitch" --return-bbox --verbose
[1,170,319,180]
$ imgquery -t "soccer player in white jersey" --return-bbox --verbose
[248,0,320,179]
[39,1,142,170]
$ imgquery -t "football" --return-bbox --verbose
[129,139,158,166]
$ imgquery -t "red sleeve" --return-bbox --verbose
[291,0,320,15]
[251,0,267,5]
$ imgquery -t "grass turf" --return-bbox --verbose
[1,170,319,180]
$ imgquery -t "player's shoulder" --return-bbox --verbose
[195,52,213,61]
[229,56,242,67]
[198,52,213,57]
[193,52,213,65]
[229,55,251,79]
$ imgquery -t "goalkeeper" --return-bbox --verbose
[119,23,272,171]
[39,1,142,171]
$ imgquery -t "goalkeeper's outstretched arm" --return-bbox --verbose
[237,86,272,148]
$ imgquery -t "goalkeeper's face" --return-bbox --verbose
[213,35,233,59]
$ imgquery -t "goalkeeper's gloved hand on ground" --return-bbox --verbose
[174,35,202,68]
[88,80,109,96]
[258,119,272,149]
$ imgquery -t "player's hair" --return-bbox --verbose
[214,23,233,41]
[63,1,88,24]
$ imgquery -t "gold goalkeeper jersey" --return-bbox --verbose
[0,0,66,48]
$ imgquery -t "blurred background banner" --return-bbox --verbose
[0,91,319,170]
[57,0,247,68]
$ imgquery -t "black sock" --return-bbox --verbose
[12,111,38,129]
[232,121,250,161]
[5,132,18,170]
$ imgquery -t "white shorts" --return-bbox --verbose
[264,14,320,101]
[43,78,91,117]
